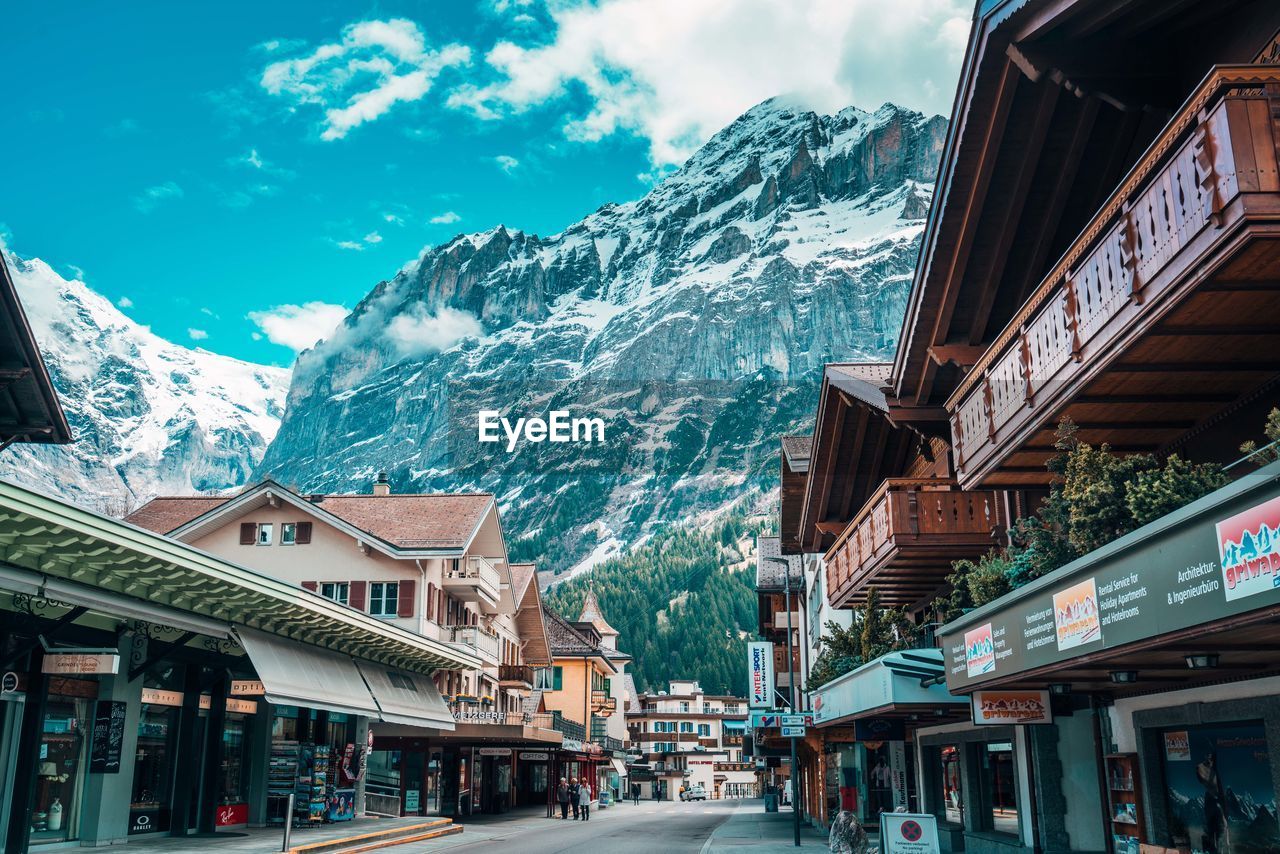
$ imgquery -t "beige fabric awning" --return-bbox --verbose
[355,659,454,730]
[235,627,381,718]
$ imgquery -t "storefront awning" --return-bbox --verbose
[609,757,627,776]
[235,627,380,718]
[810,648,968,726]
[355,659,454,730]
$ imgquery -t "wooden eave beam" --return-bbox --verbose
[914,58,1022,408]
[966,81,1061,346]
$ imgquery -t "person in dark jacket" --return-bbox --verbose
[631,782,641,805]
[570,778,581,820]
[556,778,571,819]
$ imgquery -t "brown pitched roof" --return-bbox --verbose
[313,494,491,549]
[126,496,229,534]
[509,563,537,600]
[127,484,494,551]
[577,588,618,636]
[780,435,811,464]
[543,606,601,656]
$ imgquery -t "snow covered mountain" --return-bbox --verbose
[259,97,947,573]
[0,255,289,514]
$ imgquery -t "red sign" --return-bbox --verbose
[215,803,248,827]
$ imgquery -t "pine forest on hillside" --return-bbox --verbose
[544,514,771,697]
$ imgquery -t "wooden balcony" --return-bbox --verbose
[948,66,1280,489]
[825,478,1005,608]
[498,664,534,689]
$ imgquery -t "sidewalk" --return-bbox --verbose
[700,801,831,853]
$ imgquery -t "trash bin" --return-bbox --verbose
[764,793,779,812]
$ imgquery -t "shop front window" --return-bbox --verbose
[130,704,178,834]
[32,690,92,845]
[940,744,963,825]
[980,742,1018,835]
[220,713,249,805]
[1159,721,1277,854]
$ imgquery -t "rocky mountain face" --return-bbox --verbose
[259,98,947,573]
[0,256,289,514]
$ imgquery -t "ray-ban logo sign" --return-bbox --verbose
[477,410,605,452]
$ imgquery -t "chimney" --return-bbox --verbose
[373,471,391,496]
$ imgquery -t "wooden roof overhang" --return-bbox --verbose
[0,254,71,446]
[0,479,482,673]
[891,0,1280,428]
[937,459,1280,698]
[779,437,811,554]
[947,65,1280,489]
[797,365,923,555]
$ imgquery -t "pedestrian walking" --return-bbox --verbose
[631,782,641,806]
[570,777,581,820]
[557,777,571,819]
[578,780,592,821]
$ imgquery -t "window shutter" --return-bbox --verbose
[239,523,256,545]
[295,521,312,544]
[397,579,416,618]
[425,584,435,621]
[552,666,563,691]
[349,580,368,611]
[302,581,318,592]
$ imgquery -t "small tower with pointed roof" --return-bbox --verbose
[578,586,619,651]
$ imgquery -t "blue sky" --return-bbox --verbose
[1,0,967,366]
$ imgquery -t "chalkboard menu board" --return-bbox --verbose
[91,700,127,773]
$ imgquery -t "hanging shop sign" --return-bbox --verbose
[748,642,775,708]
[881,813,941,854]
[888,741,909,809]
[971,690,1053,726]
[43,652,119,675]
[230,680,265,695]
[140,688,184,707]
[196,695,258,714]
[1,671,18,693]
[478,747,512,756]
[939,476,1280,691]
[519,751,551,761]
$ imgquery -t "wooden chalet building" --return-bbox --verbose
[779,1,1280,851]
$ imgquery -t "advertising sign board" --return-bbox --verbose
[748,641,775,708]
[939,478,1280,691]
[881,813,941,854]
[971,690,1053,725]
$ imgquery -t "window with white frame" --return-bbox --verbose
[369,581,399,617]
[680,721,694,733]
[680,701,689,712]
[698,723,711,737]
[256,523,273,545]
[320,582,349,606]
[281,522,297,545]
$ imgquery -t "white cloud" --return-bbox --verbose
[117,296,133,309]
[494,154,520,173]
[333,239,365,251]
[387,305,482,356]
[260,18,471,141]
[188,328,209,341]
[449,0,968,166]
[383,211,405,225]
[247,301,348,353]
[134,181,184,213]
[429,211,461,224]
[363,231,383,244]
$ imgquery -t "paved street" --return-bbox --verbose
[409,798,829,853]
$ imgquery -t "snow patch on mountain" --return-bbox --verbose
[0,255,289,514]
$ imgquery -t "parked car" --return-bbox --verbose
[680,785,707,801]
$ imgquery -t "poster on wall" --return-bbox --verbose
[1161,723,1280,853]
[1216,494,1280,601]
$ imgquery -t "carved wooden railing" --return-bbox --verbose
[948,66,1280,481]
[823,478,1004,601]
